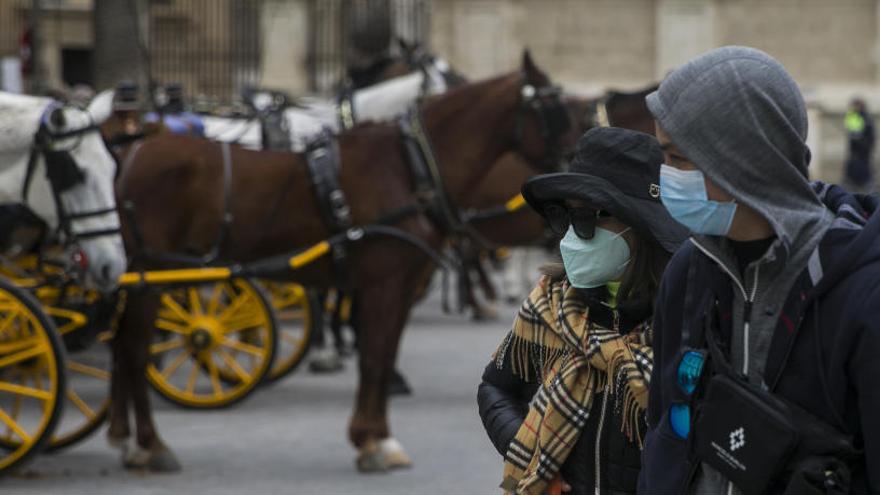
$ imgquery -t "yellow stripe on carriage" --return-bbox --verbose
[289,241,331,269]
[505,194,526,212]
[117,267,233,286]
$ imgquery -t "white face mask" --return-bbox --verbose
[559,225,631,289]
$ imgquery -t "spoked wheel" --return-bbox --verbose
[45,329,112,452]
[146,278,277,409]
[260,282,316,382]
[0,279,65,474]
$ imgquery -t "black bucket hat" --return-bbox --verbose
[522,127,689,253]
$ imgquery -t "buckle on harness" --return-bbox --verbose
[329,190,351,225]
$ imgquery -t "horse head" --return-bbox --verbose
[509,49,572,173]
[32,95,126,291]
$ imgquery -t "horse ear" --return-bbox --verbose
[522,49,541,81]
[88,89,115,124]
[396,36,411,54]
[49,106,66,128]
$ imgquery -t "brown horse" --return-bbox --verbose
[109,52,569,472]
[457,85,658,306]
[464,87,656,246]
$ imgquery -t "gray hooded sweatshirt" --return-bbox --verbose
[646,46,834,493]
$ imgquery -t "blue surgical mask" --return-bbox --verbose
[560,226,631,289]
[659,164,737,236]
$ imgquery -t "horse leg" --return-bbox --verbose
[107,301,132,453]
[331,290,350,356]
[472,257,499,321]
[349,272,416,472]
[122,290,181,472]
[462,260,497,321]
[476,254,498,302]
[309,290,343,373]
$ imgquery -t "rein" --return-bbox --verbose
[395,75,570,311]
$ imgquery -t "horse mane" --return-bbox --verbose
[341,72,518,139]
[605,83,659,106]
[419,72,519,121]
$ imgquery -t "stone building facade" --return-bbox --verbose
[2,0,879,181]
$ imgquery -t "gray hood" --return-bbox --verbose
[646,46,831,257]
[648,47,836,494]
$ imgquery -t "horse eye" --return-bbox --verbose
[50,107,66,128]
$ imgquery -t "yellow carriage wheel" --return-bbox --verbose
[146,278,277,409]
[45,329,112,452]
[0,278,65,474]
[259,282,315,383]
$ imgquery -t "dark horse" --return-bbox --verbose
[344,37,467,91]
[457,85,657,308]
[109,52,569,472]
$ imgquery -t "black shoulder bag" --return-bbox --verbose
[690,307,859,494]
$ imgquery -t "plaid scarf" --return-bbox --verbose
[497,276,653,495]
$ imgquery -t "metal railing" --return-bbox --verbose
[308,0,431,95]
[148,0,262,108]
[0,0,27,58]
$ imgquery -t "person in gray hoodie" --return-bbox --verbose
[639,46,879,494]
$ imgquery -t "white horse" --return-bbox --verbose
[201,61,454,151]
[0,90,125,291]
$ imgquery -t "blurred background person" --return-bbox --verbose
[843,97,875,193]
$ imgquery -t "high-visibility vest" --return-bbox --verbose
[845,110,866,134]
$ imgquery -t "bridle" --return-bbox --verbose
[405,47,467,93]
[513,76,572,171]
[22,103,120,245]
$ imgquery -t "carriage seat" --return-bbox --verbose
[0,203,47,255]
[144,111,206,137]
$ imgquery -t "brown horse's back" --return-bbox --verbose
[117,135,323,265]
[116,130,439,287]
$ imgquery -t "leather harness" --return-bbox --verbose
[304,132,354,286]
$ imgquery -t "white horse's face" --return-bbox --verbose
[36,93,125,291]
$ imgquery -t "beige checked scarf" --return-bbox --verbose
[496,276,653,495]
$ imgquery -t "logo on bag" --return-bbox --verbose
[729,427,746,451]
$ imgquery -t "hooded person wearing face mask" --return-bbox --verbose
[477,127,688,495]
[640,46,880,494]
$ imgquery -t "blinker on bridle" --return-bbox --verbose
[515,79,572,170]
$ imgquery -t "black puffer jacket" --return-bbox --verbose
[477,297,647,495]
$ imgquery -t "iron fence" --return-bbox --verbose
[308,0,431,95]
[0,0,27,58]
[148,0,262,108]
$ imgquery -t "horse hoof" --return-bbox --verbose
[356,441,389,473]
[388,371,412,397]
[148,448,182,473]
[122,443,181,473]
[472,304,500,321]
[107,435,129,452]
[309,348,344,374]
[379,438,412,470]
[122,443,151,468]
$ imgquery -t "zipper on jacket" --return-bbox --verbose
[689,240,757,376]
[594,378,611,495]
[691,239,759,495]
[741,263,759,376]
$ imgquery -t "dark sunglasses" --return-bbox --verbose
[543,203,612,240]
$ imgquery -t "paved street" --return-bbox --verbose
[4,291,516,494]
